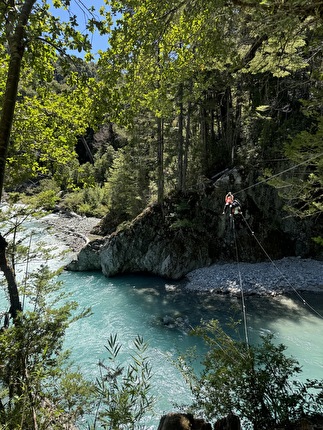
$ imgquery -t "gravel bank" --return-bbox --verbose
[185,257,323,296]
[40,212,101,252]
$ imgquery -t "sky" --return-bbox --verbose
[48,0,114,57]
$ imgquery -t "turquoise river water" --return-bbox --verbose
[0,218,323,428]
[60,270,323,428]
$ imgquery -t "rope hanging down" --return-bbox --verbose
[232,219,249,348]
[220,150,323,320]
[240,213,323,320]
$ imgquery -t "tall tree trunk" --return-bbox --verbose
[200,104,209,172]
[232,83,242,163]
[218,86,233,163]
[0,235,21,320]
[0,0,36,202]
[156,117,164,204]
[0,0,36,323]
[183,101,191,192]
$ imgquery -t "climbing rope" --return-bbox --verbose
[233,151,323,196]
[232,218,249,348]
[219,151,323,320]
[240,213,323,320]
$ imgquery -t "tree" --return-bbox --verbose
[266,108,323,230]
[0,0,36,203]
[178,320,323,429]
[6,65,98,189]
[0,209,156,430]
[98,0,322,199]
[0,207,93,428]
[0,0,110,201]
[104,142,151,220]
[0,0,109,325]
[0,274,93,428]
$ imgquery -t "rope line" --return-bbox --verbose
[240,213,323,319]
[232,219,249,347]
[234,151,323,196]
[220,149,323,319]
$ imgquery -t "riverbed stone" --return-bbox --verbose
[157,413,211,430]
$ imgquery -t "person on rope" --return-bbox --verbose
[222,192,234,215]
[231,198,242,217]
[222,192,242,216]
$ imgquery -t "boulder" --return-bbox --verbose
[99,203,212,279]
[66,238,105,271]
[157,413,211,430]
[214,413,241,430]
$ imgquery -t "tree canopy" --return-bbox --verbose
[0,0,111,201]
[0,1,322,428]
[96,0,322,194]
[1,0,322,214]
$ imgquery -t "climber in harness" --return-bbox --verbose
[231,198,242,217]
[222,192,234,215]
[222,192,242,216]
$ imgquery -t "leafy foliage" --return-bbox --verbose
[6,66,99,189]
[178,320,323,429]
[1,2,323,424]
[0,206,93,428]
[0,206,158,429]
[93,0,323,203]
[93,334,155,429]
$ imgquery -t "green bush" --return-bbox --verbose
[0,206,155,430]
[178,320,323,429]
[0,212,93,428]
[60,185,109,217]
[93,334,155,429]
[77,202,93,216]
[53,159,81,191]
[60,190,84,212]
[25,189,60,211]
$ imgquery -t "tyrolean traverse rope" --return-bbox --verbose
[223,152,323,319]
[240,212,323,320]
[232,218,250,347]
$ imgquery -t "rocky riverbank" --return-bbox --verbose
[40,212,323,297]
[40,212,101,253]
[184,257,323,296]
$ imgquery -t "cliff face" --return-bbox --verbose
[66,169,321,279]
[99,205,213,279]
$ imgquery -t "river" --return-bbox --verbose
[60,270,323,428]
[1,216,323,428]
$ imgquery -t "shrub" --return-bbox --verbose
[25,189,60,210]
[93,334,155,429]
[60,185,109,217]
[0,209,93,428]
[178,320,323,429]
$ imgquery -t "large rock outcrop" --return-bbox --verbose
[66,168,321,279]
[99,204,213,279]
[66,238,104,271]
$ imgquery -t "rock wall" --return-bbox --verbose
[66,168,321,279]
